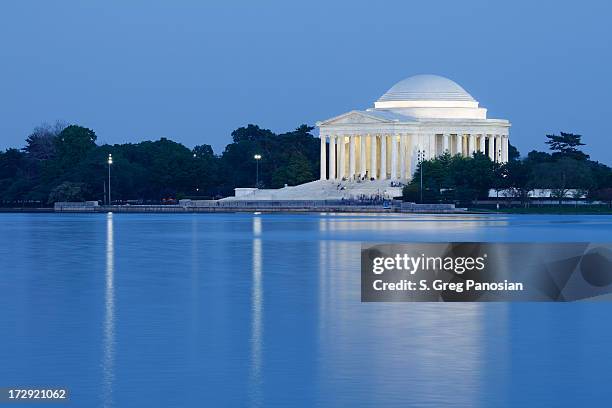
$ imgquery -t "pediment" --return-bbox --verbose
[318,110,393,126]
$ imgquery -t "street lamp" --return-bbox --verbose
[107,154,113,205]
[254,154,262,187]
[417,149,426,204]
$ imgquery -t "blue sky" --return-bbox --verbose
[1,0,611,162]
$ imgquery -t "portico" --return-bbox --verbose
[317,75,511,181]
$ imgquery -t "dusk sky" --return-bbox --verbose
[1,0,611,162]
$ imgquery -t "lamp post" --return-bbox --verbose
[107,154,113,205]
[417,149,426,204]
[254,154,262,187]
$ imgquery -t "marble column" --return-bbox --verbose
[488,135,495,161]
[409,134,417,179]
[456,133,463,156]
[496,135,502,163]
[380,135,387,179]
[468,134,475,157]
[479,134,486,153]
[349,134,356,180]
[370,134,377,180]
[391,135,398,180]
[320,135,326,180]
[400,134,406,180]
[339,135,346,179]
[502,135,509,163]
[443,133,450,154]
[429,134,436,159]
[360,135,367,178]
[329,136,336,180]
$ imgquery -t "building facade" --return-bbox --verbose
[316,74,511,181]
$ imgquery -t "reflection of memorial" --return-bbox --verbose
[315,216,487,406]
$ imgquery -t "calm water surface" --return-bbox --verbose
[1,213,612,407]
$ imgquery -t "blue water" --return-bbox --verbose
[1,213,612,407]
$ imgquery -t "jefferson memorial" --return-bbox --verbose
[228,74,510,200]
[318,74,510,182]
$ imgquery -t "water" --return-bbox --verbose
[1,213,612,407]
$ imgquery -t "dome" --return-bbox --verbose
[377,74,475,102]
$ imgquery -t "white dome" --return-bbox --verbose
[377,74,475,102]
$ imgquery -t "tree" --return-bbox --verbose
[271,152,314,187]
[507,142,520,161]
[55,125,98,170]
[587,161,612,191]
[219,124,319,192]
[407,155,450,203]
[402,184,420,202]
[191,144,219,197]
[23,121,66,160]
[192,144,214,159]
[0,149,26,180]
[525,150,553,164]
[592,188,612,207]
[48,181,88,203]
[447,152,495,204]
[502,160,533,206]
[231,124,275,143]
[545,132,589,160]
[531,158,594,204]
[491,162,510,201]
[404,152,496,205]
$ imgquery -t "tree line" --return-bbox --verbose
[1,122,611,206]
[0,122,320,204]
[403,132,612,206]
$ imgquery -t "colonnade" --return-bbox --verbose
[320,132,509,181]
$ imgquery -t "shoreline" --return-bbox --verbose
[1,206,611,215]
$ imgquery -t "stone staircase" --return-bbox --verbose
[221,179,404,201]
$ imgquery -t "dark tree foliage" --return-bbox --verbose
[545,132,589,160]
[218,124,319,194]
[48,181,88,204]
[23,121,66,160]
[0,122,321,204]
[403,133,610,206]
[591,188,612,207]
[55,125,98,168]
[530,158,594,204]
[405,152,496,204]
[507,142,520,161]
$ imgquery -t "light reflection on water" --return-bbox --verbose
[249,216,263,407]
[1,213,612,407]
[315,222,500,406]
[103,212,115,408]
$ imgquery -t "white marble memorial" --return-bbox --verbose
[317,74,511,181]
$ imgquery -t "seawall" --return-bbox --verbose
[51,201,463,214]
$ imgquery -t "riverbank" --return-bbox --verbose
[472,206,612,215]
[2,205,612,215]
[0,207,53,213]
[51,204,459,214]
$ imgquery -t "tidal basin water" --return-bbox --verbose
[2,213,612,407]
